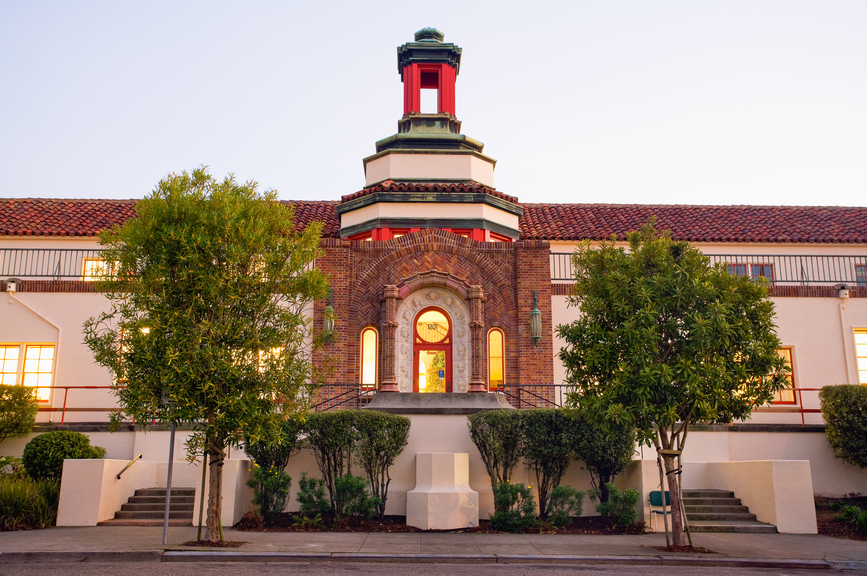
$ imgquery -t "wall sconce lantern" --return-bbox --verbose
[324,290,336,341]
[530,290,542,346]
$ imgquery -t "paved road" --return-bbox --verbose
[0,562,842,576]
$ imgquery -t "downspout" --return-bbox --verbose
[7,291,63,423]
[839,297,854,384]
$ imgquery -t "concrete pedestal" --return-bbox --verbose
[406,452,479,530]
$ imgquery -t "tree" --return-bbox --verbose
[572,415,635,503]
[83,168,328,542]
[467,409,524,494]
[352,410,411,519]
[557,221,787,546]
[0,384,38,445]
[522,409,576,519]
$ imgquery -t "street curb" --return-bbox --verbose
[161,550,867,570]
[0,551,163,563]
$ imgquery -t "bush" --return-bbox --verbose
[303,411,356,510]
[468,410,524,493]
[522,409,579,518]
[296,472,331,517]
[589,482,639,530]
[22,430,106,481]
[548,485,584,528]
[334,474,379,520]
[0,476,60,530]
[572,415,635,503]
[831,502,867,535]
[246,465,292,525]
[489,482,537,533]
[0,385,39,444]
[244,417,302,471]
[352,410,410,519]
[820,385,867,468]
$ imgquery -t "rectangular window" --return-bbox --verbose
[856,265,867,287]
[82,258,116,281]
[0,343,54,401]
[855,329,867,385]
[726,263,773,283]
[772,348,796,404]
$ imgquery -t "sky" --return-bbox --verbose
[1,1,865,207]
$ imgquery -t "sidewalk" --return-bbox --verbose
[1,525,866,570]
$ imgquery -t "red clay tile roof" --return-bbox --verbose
[341,180,519,205]
[4,198,867,244]
[520,203,867,243]
[0,198,340,238]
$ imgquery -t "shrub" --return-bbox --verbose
[589,482,639,530]
[0,476,60,530]
[548,485,584,528]
[0,456,27,480]
[296,472,331,517]
[820,385,867,468]
[334,473,379,520]
[303,411,356,510]
[489,482,537,533]
[22,431,106,481]
[244,417,302,471]
[522,409,579,518]
[0,385,39,445]
[352,410,410,519]
[246,465,292,525]
[832,502,867,535]
[572,415,636,503]
[468,410,524,493]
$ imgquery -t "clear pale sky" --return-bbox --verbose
[1,1,865,206]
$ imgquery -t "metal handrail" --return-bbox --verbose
[551,252,867,285]
[0,248,107,280]
[116,454,142,480]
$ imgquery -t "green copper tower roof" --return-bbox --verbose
[397,28,462,74]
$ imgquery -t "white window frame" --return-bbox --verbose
[0,342,56,403]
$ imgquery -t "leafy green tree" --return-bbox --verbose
[0,385,38,445]
[467,409,524,494]
[820,385,867,468]
[303,410,356,511]
[522,409,576,519]
[557,221,787,546]
[352,410,410,519]
[83,168,328,542]
[572,415,635,503]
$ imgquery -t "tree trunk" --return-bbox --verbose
[662,454,686,546]
[206,434,225,542]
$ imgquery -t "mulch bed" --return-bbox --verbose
[815,496,867,542]
[180,540,246,547]
[233,512,644,535]
[652,546,717,554]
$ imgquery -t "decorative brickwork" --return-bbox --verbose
[515,241,554,388]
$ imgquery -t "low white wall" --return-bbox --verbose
[682,460,818,534]
[57,458,159,526]
[192,458,253,528]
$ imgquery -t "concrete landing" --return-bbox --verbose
[363,392,514,414]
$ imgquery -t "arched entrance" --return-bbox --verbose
[412,307,452,393]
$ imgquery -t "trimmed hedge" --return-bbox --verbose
[22,431,106,481]
[0,384,38,444]
[467,409,525,493]
[820,385,867,468]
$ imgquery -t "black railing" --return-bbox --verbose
[496,384,569,409]
[309,385,377,412]
[551,252,867,286]
[0,248,107,280]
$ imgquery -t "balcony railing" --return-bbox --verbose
[551,252,867,286]
[0,249,107,280]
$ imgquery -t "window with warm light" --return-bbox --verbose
[855,329,867,385]
[82,258,116,281]
[772,348,796,404]
[488,329,504,390]
[360,328,378,387]
[1,344,54,401]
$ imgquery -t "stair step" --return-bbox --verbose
[687,512,757,521]
[682,497,742,506]
[114,510,193,520]
[682,490,735,498]
[685,505,750,513]
[121,503,194,512]
[128,496,195,504]
[688,520,777,534]
[134,488,195,497]
[98,519,192,527]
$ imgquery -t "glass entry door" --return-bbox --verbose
[413,308,452,393]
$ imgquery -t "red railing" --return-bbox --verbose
[35,385,121,425]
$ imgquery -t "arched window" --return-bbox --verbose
[360,328,378,388]
[488,328,505,391]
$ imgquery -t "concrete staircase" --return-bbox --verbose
[683,489,777,533]
[98,488,195,526]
